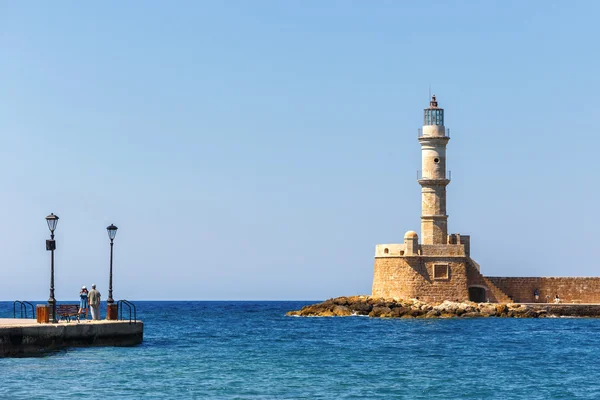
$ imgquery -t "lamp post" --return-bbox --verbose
[45,213,59,323]
[106,224,118,304]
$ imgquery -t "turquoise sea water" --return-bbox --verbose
[2,301,600,399]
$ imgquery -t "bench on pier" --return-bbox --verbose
[56,304,84,323]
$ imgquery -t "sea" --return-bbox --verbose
[1,301,600,399]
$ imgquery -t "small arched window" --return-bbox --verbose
[384,248,389,254]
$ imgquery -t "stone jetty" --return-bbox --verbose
[287,296,600,318]
[0,319,144,357]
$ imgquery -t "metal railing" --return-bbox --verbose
[418,128,450,138]
[117,299,137,324]
[13,300,35,319]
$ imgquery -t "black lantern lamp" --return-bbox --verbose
[107,224,118,240]
[45,213,59,323]
[106,224,118,303]
[46,213,59,233]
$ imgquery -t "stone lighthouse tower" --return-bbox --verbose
[418,95,450,244]
[372,95,513,304]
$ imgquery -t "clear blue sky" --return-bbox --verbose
[1,1,599,300]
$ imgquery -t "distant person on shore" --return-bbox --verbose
[79,286,89,319]
[88,284,101,320]
[534,289,539,302]
[554,294,561,304]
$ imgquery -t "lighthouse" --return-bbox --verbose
[418,95,450,244]
[372,95,513,304]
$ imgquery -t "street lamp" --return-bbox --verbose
[45,213,59,323]
[106,224,118,304]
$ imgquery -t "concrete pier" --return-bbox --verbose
[0,319,143,357]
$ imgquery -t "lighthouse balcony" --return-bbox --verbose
[418,127,450,139]
[417,171,451,184]
[418,178,451,187]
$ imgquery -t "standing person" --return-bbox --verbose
[88,284,102,321]
[78,286,89,319]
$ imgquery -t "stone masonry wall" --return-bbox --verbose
[465,260,511,303]
[420,244,465,256]
[486,277,600,303]
[372,256,469,303]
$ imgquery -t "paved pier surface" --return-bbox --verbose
[0,319,39,327]
[0,319,144,357]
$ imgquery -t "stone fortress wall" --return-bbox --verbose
[373,232,472,303]
[373,248,600,304]
[486,277,600,304]
[372,256,469,303]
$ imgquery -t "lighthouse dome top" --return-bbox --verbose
[429,94,439,108]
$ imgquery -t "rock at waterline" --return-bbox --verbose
[286,296,600,318]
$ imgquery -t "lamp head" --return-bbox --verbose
[45,213,59,232]
[107,224,118,240]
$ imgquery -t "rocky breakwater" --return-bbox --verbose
[287,296,600,318]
